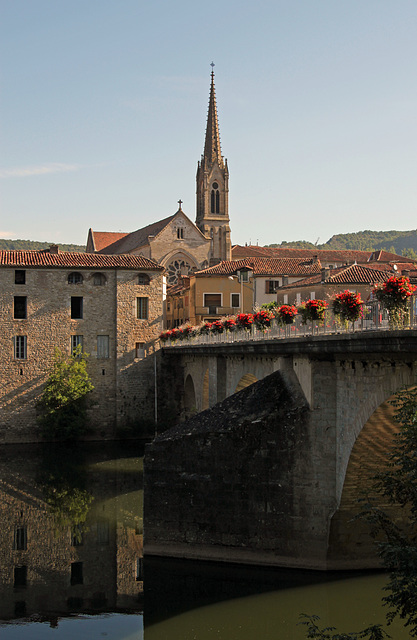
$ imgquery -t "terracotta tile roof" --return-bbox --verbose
[279,264,394,289]
[0,250,163,270]
[90,231,128,252]
[96,215,175,254]
[195,257,322,277]
[232,244,414,264]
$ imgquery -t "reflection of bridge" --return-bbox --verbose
[147,330,417,570]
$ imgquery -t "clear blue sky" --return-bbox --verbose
[1,0,417,247]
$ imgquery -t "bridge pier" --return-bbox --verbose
[148,332,417,569]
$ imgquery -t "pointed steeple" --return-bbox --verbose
[202,68,224,169]
[196,65,231,263]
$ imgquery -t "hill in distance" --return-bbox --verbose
[0,239,85,252]
[267,229,417,260]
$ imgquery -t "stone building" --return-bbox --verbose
[165,257,322,327]
[86,70,232,282]
[275,262,413,306]
[0,247,164,443]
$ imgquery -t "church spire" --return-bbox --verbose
[203,65,224,169]
[196,64,231,263]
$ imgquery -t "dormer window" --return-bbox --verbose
[177,227,184,239]
[138,273,150,285]
[68,272,83,285]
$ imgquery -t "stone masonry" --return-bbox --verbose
[0,250,164,443]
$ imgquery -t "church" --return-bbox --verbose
[86,70,232,285]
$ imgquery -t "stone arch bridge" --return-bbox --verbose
[147,331,417,570]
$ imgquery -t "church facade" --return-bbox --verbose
[86,71,232,285]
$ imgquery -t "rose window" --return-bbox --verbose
[166,259,192,285]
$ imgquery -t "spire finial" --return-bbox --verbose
[210,61,215,78]
[178,199,183,210]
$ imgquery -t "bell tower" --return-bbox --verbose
[196,65,231,263]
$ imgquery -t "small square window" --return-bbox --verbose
[97,520,109,545]
[70,561,83,585]
[13,527,27,550]
[15,270,26,285]
[97,335,109,358]
[71,335,83,354]
[14,565,27,588]
[14,297,27,319]
[137,297,148,319]
[71,297,83,319]
[137,273,150,285]
[14,336,27,360]
[135,557,144,581]
[135,342,145,358]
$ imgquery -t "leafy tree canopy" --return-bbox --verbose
[37,347,94,440]
[0,238,85,252]
[266,230,417,256]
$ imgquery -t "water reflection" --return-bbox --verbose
[0,446,411,639]
[0,443,144,627]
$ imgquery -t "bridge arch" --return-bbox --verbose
[235,373,258,393]
[335,359,417,505]
[328,392,403,567]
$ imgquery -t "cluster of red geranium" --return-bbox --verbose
[373,276,416,307]
[299,299,328,323]
[276,304,298,325]
[253,309,274,330]
[235,313,255,330]
[332,290,363,323]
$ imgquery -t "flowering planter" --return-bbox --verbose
[373,276,416,329]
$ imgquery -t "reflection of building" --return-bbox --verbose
[86,70,232,283]
[0,446,143,622]
[0,247,164,441]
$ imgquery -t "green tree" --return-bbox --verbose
[358,385,417,635]
[299,614,390,639]
[37,347,94,440]
[302,385,417,639]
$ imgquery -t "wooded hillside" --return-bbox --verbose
[268,229,417,259]
[0,239,85,252]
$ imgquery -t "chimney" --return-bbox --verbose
[282,275,289,286]
[313,254,318,263]
[321,267,330,282]
[49,244,59,254]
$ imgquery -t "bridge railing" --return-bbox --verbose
[162,300,417,347]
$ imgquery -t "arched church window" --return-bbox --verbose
[215,190,220,213]
[177,227,184,239]
[211,190,215,213]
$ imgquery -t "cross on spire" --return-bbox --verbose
[178,199,183,209]
[210,61,215,77]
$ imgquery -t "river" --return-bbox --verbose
[0,444,410,639]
